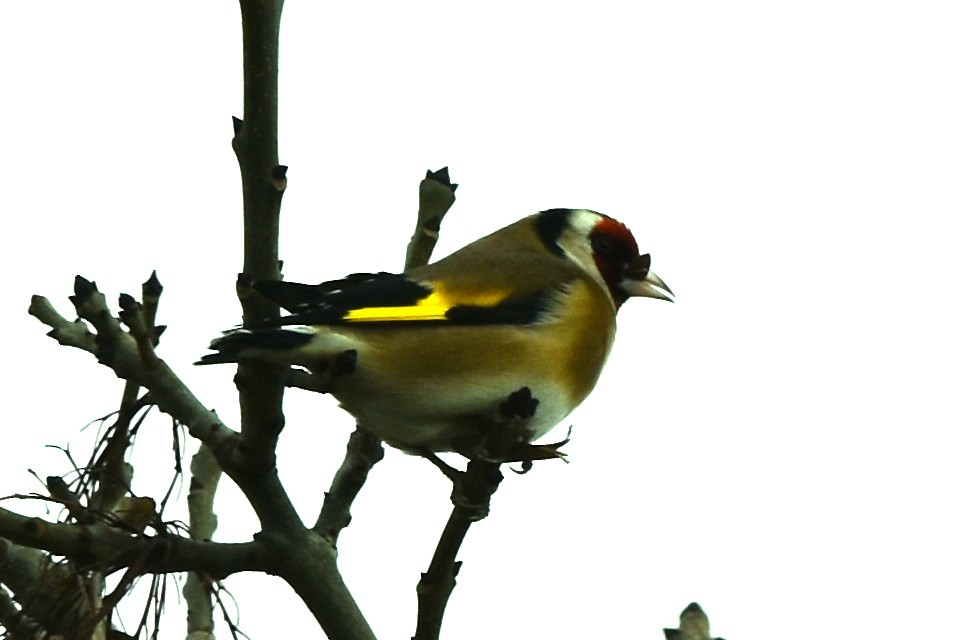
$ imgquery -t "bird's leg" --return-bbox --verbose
[419,448,462,483]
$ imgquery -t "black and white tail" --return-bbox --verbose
[195,328,314,365]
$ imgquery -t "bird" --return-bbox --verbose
[197,208,672,461]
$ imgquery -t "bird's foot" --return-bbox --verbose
[507,427,572,474]
[419,386,569,516]
[419,448,462,483]
[473,387,572,468]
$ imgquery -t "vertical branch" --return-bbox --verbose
[235,1,284,287]
[405,167,458,270]
[183,445,223,640]
[232,0,288,472]
[224,3,375,638]
[233,0,285,282]
[83,381,138,640]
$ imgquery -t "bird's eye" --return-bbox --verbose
[592,233,628,262]
[592,234,614,255]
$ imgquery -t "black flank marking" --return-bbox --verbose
[332,349,358,375]
[444,289,553,325]
[223,328,312,351]
[500,387,539,420]
[534,208,572,257]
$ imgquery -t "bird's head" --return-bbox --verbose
[537,208,674,309]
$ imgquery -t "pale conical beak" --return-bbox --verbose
[621,254,675,302]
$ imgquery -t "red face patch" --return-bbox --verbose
[590,217,641,307]
[593,217,639,257]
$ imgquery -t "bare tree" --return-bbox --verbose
[0,3,706,639]
[0,3,500,638]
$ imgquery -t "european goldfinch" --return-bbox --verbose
[198,208,672,460]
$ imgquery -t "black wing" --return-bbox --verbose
[253,273,561,327]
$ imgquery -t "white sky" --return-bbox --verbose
[2,2,958,639]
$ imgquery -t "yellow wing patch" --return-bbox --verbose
[342,284,510,323]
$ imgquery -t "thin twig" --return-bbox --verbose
[89,385,150,515]
[29,286,238,460]
[0,505,266,578]
[405,167,458,270]
[313,429,384,543]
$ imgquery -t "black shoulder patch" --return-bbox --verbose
[444,289,555,325]
[240,328,314,349]
[533,208,572,257]
[254,280,328,312]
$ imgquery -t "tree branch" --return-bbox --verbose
[32,278,311,537]
[270,531,374,640]
[29,281,377,636]
[413,460,503,640]
[0,539,45,600]
[91,269,163,518]
[224,2,375,638]
[313,429,383,544]
[1,527,93,639]
[0,506,266,579]
[30,288,237,460]
[0,586,45,640]
[663,602,725,640]
[405,167,458,270]
[413,383,552,638]
[232,0,287,473]
[183,445,223,639]
[16,4,458,639]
